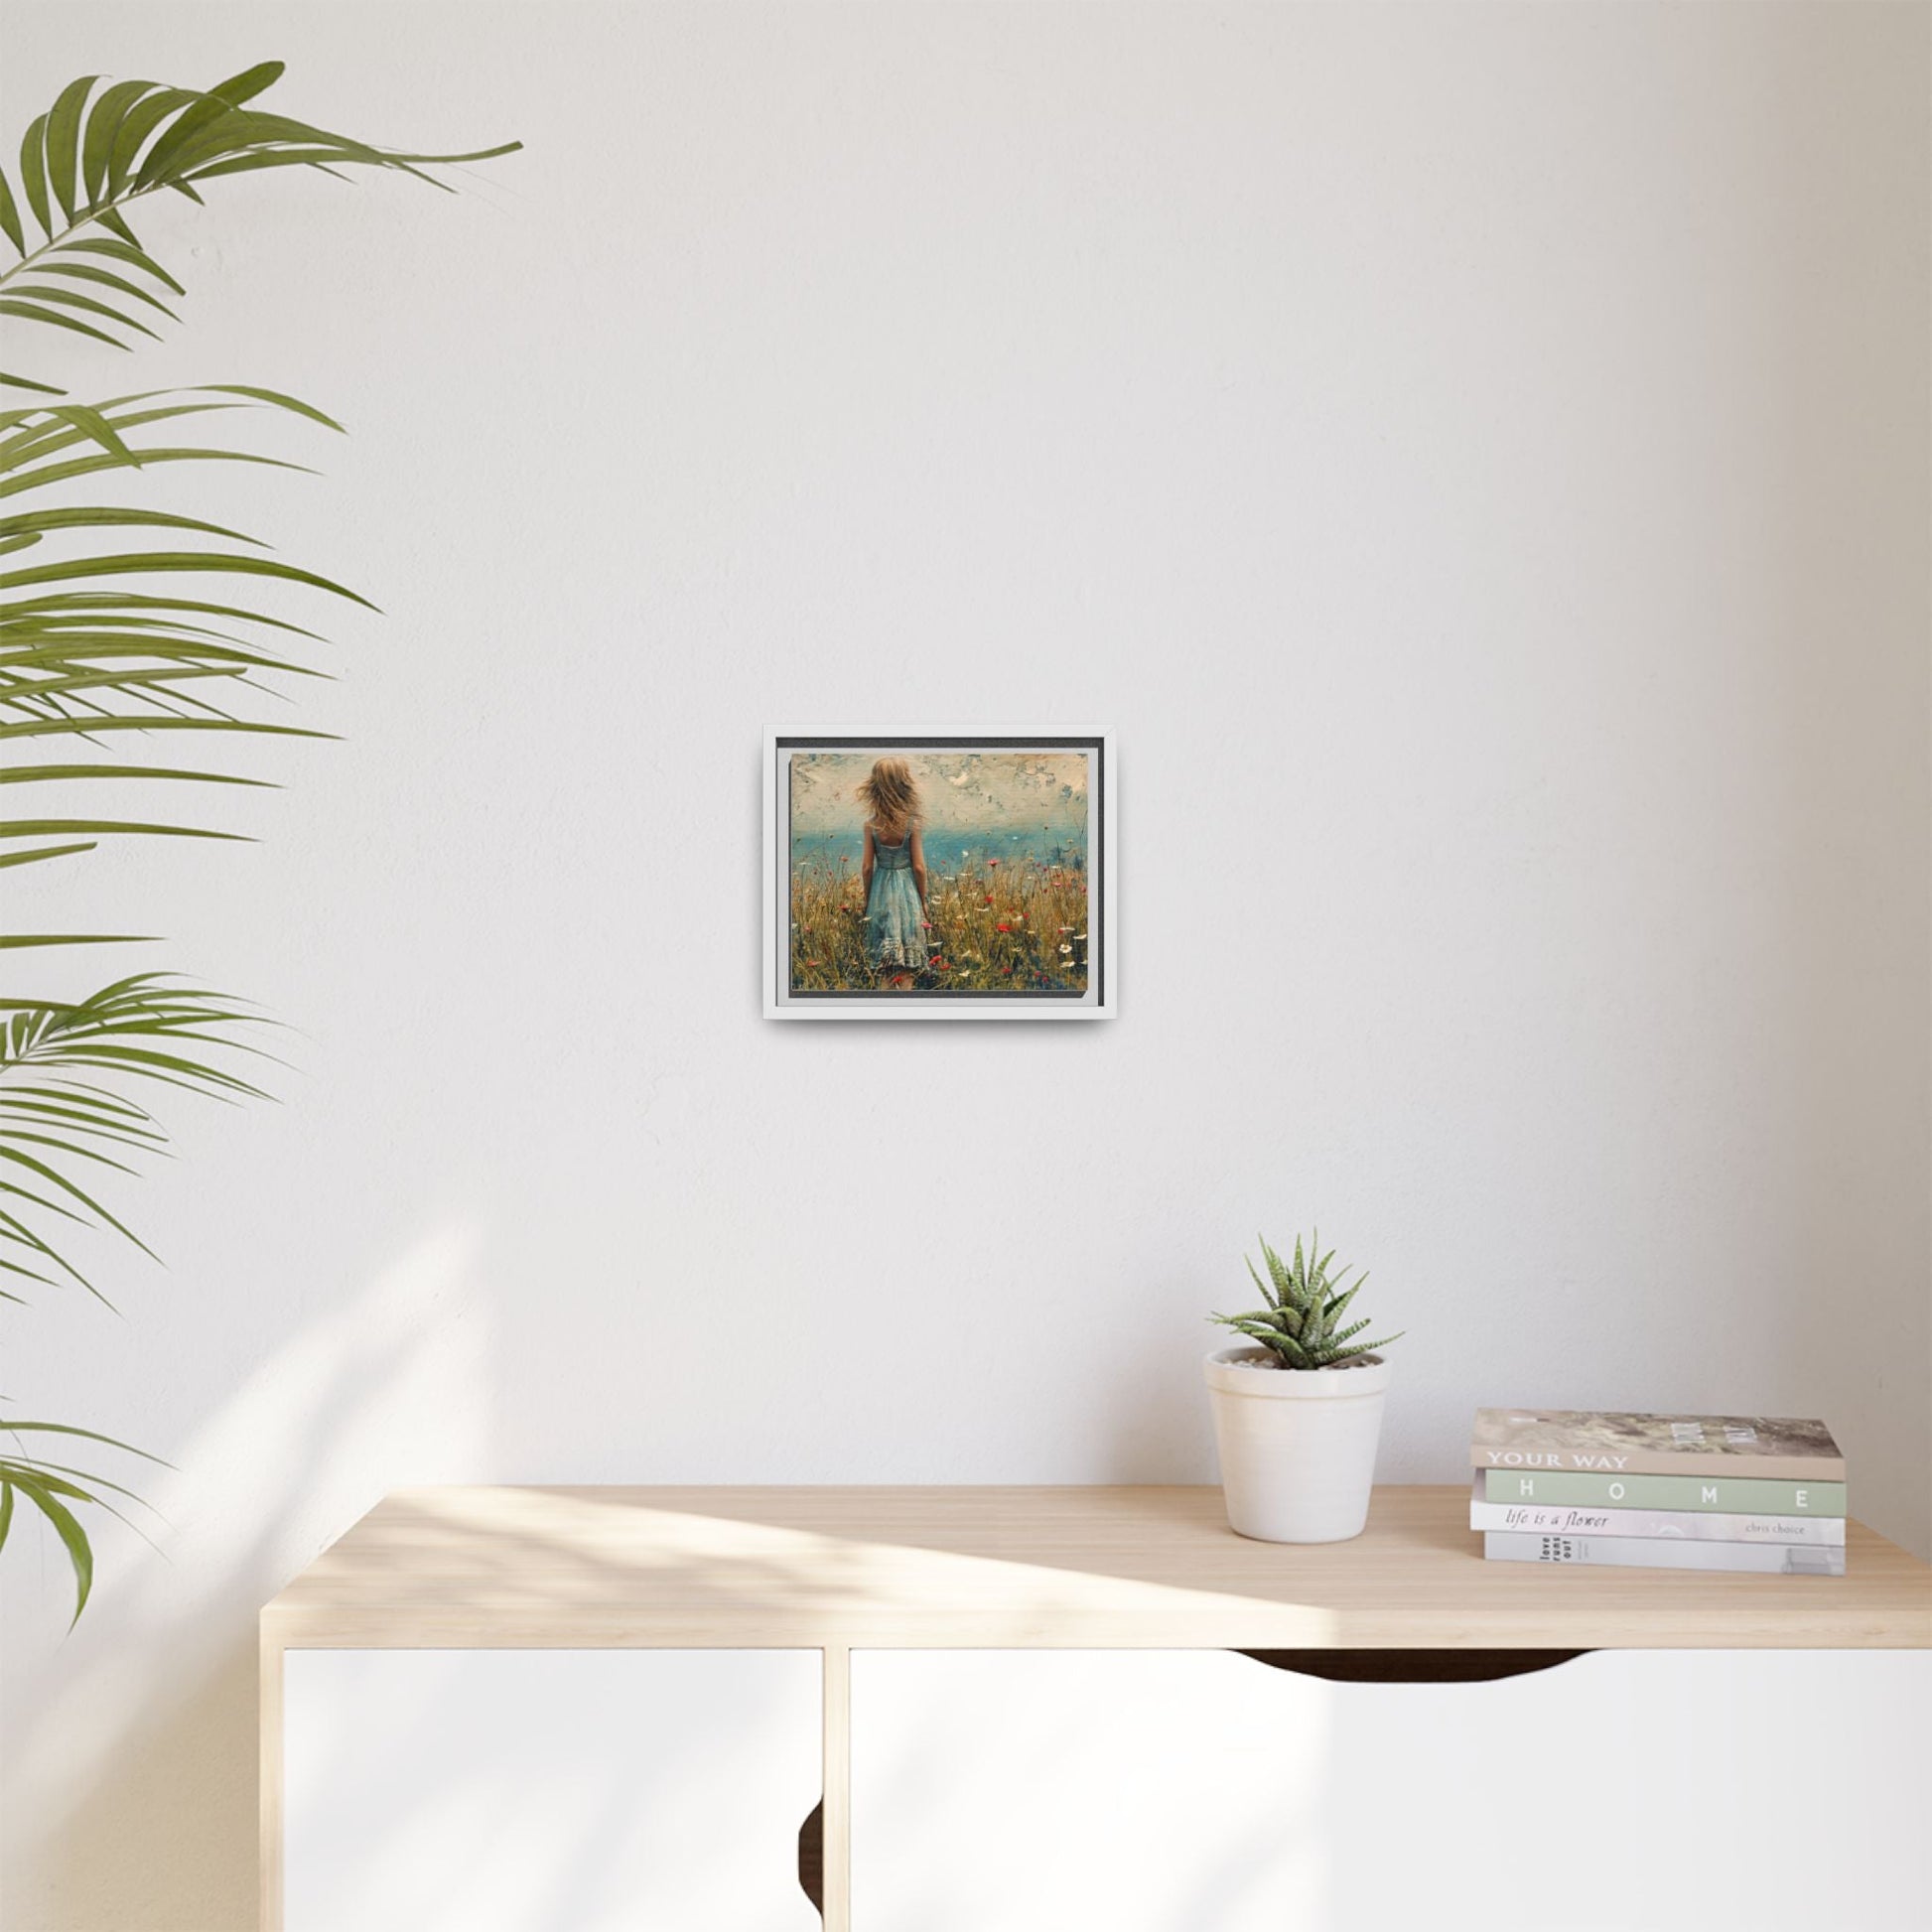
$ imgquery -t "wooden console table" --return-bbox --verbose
[261,1484,1932,1931]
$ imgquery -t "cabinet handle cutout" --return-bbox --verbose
[797,1797,824,1917]
[1237,1648,1588,1684]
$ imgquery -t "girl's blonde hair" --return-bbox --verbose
[857,756,921,831]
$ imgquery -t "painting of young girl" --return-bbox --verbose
[854,757,930,989]
[766,734,1112,1018]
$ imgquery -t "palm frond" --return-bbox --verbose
[0,384,349,941]
[1,62,516,1622]
[0,64,519,392]
[0,974,268,1303]
[0,1416,168,1622]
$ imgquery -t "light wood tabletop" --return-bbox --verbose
[261,1483,1932,1651]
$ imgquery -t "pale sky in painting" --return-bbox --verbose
[788,750,1089,838]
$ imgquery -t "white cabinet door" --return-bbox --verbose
[851,1648,1931,1932]
[284,1647,821,1932]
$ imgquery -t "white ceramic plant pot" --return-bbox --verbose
[1203,1345,1392,1544]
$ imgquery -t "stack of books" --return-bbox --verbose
[1469,1409,1846,1577]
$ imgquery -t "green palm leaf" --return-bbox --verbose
[0,64,519,393]
[4,1474,93,1621]
[0,1419,166,1623]
[0,976,268,1301]
[0,386,346,931]
[1,62,514,1621]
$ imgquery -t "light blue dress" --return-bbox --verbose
[866,825,925,971]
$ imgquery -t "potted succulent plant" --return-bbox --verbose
[1204,1234,1403,1544]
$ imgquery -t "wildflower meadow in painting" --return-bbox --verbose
[788,749,1090,995]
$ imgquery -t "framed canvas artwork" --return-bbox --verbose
[763,730,1116,1020]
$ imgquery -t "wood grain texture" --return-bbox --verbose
[261,1484,1932,1651]
[260,1485,1932,1930]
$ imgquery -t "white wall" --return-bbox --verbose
[4,3,1927,1926]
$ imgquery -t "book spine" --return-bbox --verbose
[1469,1499,1846,1545]
[1483,1532,1845,1577]
[1481,1469,1846,1516]
[1469,1448,1845,1481]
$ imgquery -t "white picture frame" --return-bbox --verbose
[763,729,1117,1021]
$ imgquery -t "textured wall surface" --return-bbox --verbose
[4,4,1927,1927]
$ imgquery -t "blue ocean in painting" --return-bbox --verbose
[789,826,1086,877]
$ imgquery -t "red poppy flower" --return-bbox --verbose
[996,923,1012,932]
[988,859,1001,868]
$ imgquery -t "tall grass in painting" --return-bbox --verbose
[790,856,1090,993]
